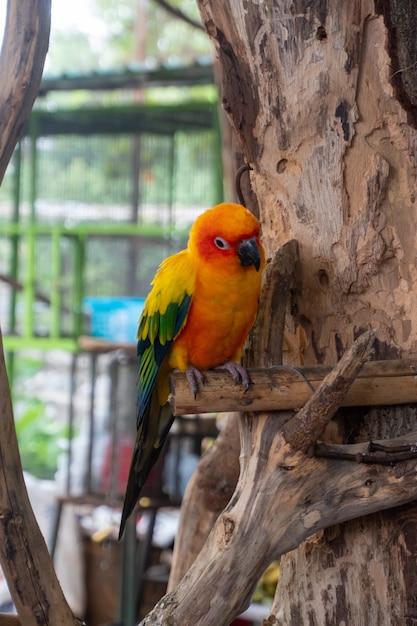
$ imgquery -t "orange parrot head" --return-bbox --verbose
[188,202,265,274]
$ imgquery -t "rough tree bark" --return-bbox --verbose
[190,1,417,624]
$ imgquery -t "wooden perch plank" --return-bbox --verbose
[170,353,417,416]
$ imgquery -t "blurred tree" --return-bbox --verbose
[47,0,212,75]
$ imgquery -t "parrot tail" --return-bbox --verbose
[118,401,174,540]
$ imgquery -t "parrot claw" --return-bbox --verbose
[215,361,251,392]
[186,366,205,398]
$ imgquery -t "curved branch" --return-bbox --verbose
[0,0,50,182]
[147,331,409,625]
[0,2,81,624]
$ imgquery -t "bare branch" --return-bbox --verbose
[140,418,417,625]
[152,0,205,31]
[283,330,376,451]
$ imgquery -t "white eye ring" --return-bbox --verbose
[214,237,230,250]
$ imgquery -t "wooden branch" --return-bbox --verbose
[0,0,51,183]
[146,266,386,624]
[140,419,417,625]
[283,329,376,452]
[152,0,205,31]
[145,339,411,625]
[243,239,299,367]
[170,354,417,415]
[0,3,82,624]
[310,436,417,464]
[152,265,411,624]
[0,330,81,624]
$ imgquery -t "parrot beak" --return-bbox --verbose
[237,237,261,271]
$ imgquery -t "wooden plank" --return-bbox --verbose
[169,358,417,415]
[77,336,137,355]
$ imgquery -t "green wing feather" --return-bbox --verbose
[136,293,191,427]
[119,251,194,539]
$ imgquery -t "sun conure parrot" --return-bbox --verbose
[118,202,265,539]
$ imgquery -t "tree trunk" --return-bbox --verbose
[275,503,417,625]
[184,0,417,623]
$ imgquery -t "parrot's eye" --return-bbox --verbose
[214,237,230,250]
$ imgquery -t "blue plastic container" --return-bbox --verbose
[83,297,145,343]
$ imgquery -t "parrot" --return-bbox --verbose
[118,201,265,539]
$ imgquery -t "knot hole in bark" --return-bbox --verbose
[223,516,236,544]
[317,269,329,289]
[316,25,327,40]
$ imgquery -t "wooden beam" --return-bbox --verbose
[170,356,417,416]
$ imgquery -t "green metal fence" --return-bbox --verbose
[0,100,223,354]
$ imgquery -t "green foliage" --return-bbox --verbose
[14,355,44,379]
[36,135,133,206]
[13,356,70,480]
[47,0,212,76]
[14,397,68,480]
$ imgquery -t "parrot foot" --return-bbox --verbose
[215,361,251,392]
[186,366,205,399]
